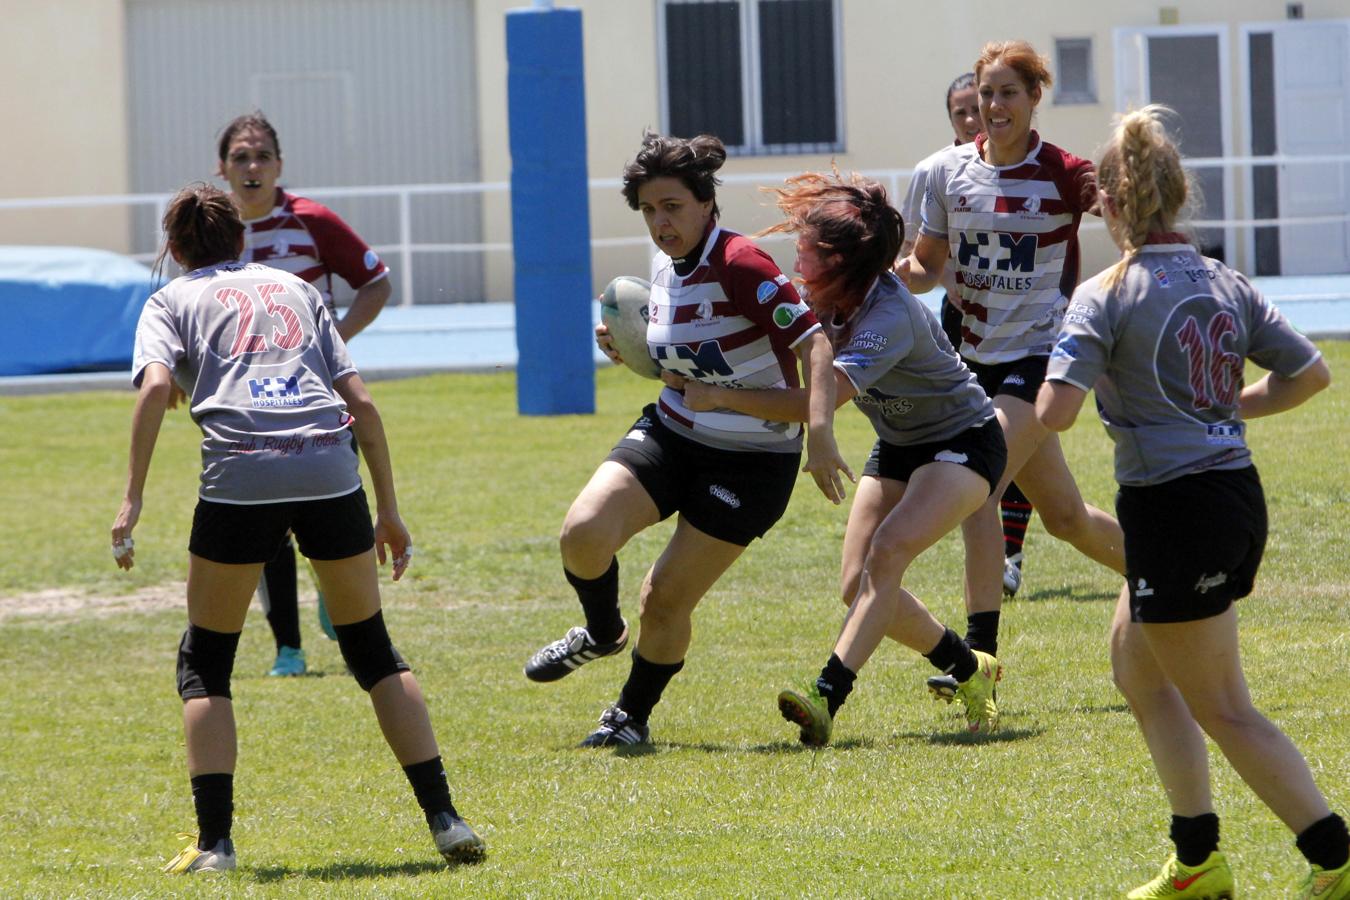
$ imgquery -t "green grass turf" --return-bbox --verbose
[0,342,1346,897]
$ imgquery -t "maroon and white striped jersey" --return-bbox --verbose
[921,133,1096,364]
[240,189,388,313]
[646,224,821,453]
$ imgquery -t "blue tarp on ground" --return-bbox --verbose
[0,246,158,376]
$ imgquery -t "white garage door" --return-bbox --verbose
[125,0,483,304]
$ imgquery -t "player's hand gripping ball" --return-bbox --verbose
[599,276,660,380]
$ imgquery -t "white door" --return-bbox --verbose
[1273,22,1350,275]
[1114,26,1234,263]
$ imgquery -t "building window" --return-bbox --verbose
[1054,37,1097,105]
[659,0,843,156]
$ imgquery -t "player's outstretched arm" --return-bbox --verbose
[334,372,413,580]
[111,363,173,570]
[799,331,853,504]
[1239,357,1331,420]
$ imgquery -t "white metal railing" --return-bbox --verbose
[1,153,1348,304]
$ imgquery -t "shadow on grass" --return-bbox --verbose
[658,736,877,754]
[893,724,1045,746]
[1016,585,1117,603]
[250,860,460,882]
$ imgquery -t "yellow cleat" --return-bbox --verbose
[1299,858,1350,900]
[1126,851,1233,899]
[162,833,236,874]
[954,651,1001,733]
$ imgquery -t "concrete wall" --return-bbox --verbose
[475,0,1350,295]
[0,0,131,250]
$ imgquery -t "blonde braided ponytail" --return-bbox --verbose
[1098,105,1190,290]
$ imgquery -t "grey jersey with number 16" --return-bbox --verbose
[1046,240,1321,486]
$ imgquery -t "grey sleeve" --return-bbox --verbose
[1046,283,1112,392]
[1240,276,1322,377]
[901,161,929,247]
[919,157,949,239]
[131,292,185,387]
[833,303,915,394]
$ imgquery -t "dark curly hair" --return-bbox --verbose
[621,131,726,218]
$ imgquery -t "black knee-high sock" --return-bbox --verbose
[616,650,684,724]
[262,537,301,651]
[1000,481,1033,559]
[403,756,458,826]
[815,654,857,717]
[1171,813,1221,866]
[925,628,978,683]
[1297,813,1350,870]
[565,558,624,644]
[191,773,234,850]
[964,612,1001,657]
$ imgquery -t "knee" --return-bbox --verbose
[559,507,610,564]
[637,578,694,634]
[1186,696,1263,737]
[839,568,862,608]
[864,529,917,582]
[335,610,410,691]
[1038,501,1088,540]
[177,625,241,700]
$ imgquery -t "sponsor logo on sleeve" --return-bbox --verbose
[772,301,809,329]
[364,249,380,271]
[756,280,780,304]
[1051,335,1081,361]
[848,330,889,353]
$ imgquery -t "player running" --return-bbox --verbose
[1038,106,1347,900]
[216,112,393,677]
[899,41,1125,696]
[753,171,1005,743]
[521,131,849,747]
[111,183,483,873]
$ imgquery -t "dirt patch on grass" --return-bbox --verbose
[0,583,187,623]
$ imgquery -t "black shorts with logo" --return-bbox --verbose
[1117,466,1267,624]
[606,404,800,547]
[965,355,1049,405]
[189,487,376,565]
[860,419,1007,495]
[939,293,963,351]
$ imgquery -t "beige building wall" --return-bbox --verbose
[0,0,131,251]
[475,0,1349,294]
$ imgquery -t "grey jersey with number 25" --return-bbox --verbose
[1047,240,1321,486]
[132,261,361,504]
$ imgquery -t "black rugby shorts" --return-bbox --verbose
[605,404,799,547]
[966,355,1049,405]
[860,419,1006,495]
[1117,466,1267,623]
[189,487,376,565]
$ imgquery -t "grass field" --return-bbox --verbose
[1,342,1346,898]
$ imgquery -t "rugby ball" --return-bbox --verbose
[599,275,661,379]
